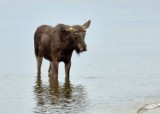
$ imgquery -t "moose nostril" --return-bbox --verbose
[84,48,87,51]
[78,44,87,52]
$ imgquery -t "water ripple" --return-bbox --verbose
[33,75,88,114]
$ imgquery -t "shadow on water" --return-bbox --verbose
[33,75,88,114]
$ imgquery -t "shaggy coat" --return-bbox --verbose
[34,20,91,79]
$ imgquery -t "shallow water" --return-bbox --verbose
[1,0,160,114]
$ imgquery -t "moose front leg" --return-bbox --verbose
[51,60,59,79]
[65,60,71,79]
[48,62,52,76]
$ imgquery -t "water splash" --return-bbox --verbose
[135,102,160,114]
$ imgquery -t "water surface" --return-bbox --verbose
[0,0,160,114]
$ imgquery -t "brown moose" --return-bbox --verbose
[34,20,91,79]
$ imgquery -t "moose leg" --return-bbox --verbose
[36,56,43,75]
[51,60,59,79]
[65,60,71,79]
[48,62,51,73]
[48,62,53,77]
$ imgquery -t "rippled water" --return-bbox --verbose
[33,75,88,114]
[1,0,160,114]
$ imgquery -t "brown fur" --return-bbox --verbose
[34,20,91,79]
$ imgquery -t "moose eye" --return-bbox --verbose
[73,33,78,38]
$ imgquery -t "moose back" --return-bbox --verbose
[34,20,91,79]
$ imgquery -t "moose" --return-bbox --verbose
[34,20,91,79]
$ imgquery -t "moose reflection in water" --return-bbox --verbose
[33,75,88,114]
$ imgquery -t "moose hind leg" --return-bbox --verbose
[36,56,43,75]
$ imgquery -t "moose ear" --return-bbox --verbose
[60,24,74,32]
[83,20,91,29]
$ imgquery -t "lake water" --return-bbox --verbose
[1,0,160,114]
